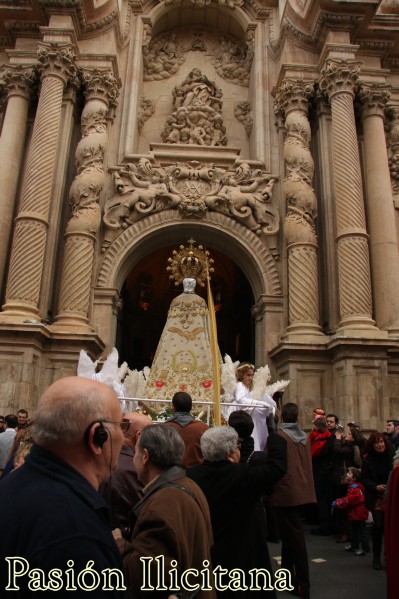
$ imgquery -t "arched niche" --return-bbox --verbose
[94,211,283,364]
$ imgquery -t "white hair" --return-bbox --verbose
[200,426,238,461]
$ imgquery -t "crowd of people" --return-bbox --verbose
[0,368,398,599]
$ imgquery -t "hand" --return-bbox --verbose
[376,484,386,492]
[112,528,122,540]
[335,432,342,440]
[331,501,337,508]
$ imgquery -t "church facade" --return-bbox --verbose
[1,0,399,429]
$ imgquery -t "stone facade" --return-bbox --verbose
[1,0,399,429]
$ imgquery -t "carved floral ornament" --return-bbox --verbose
[2,64,37,100]
[164,0,243,8]
[103,159,278,249]
[272,79,314,117]
[319,59,361,99]
[358,83,390,118]
[80,68,121,108]
[37,42,77,85]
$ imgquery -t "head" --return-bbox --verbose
[5,414,18,430]
[281,402,299,423]
[326,414,338,431]
[313,408,325,420]
[365,432,389,455]
[33,376,124,489]
[346,467,361,484]
[386,419,399,435]
[17,409,29,428]
[235,363,255,390]
[122,412,152,451]
[228,410,254,439]
[200,426,241,464]
[0,416,4,432]
[172,391,192,413]
[133,425,184,485]
[312,418,327,433]
[348,422,360,432]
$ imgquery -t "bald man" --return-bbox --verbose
[100,412,152,531]
[0,377,128,598]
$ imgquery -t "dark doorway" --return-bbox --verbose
[116,246,255,370]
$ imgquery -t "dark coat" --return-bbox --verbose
[187,433,287,598]
[100,444,143,530]
[0,444,127,598]
[117,466,215,599]
[361,449,393,511]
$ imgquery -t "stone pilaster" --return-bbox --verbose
[360,83,399,335]
[274,79,324,340]
[51,69,120,331]
[319,59,378,335]
[0,65,36,295]
[0,44,76,322]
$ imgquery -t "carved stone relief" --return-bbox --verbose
[137,96,155,131]
[388,108,399,204]
[161,69,227,146]
[143,29,253,87]
[234,101,253,137]
[103,159,278,250]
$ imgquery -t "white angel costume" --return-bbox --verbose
[233,382,276,451]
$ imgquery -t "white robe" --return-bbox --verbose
[229,382,276,451]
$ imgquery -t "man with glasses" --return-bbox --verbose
[101,411,152,531]
[0,376,128,597]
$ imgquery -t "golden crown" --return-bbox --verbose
[167,239,214,287]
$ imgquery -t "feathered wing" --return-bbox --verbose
[266,379,290,398]
[77,349,98,379]
[123,368,139,398]
[252,365,271,401]
[98,347,119,386]
[221,354,239,403]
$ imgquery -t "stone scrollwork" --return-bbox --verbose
[161,69,227,146]
[319,59,361,99]
[103,160,278,249]
[37,42,77,85]
[3,64,37,100]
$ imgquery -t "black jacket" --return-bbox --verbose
[0,444,128,598]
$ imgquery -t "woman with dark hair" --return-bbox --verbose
[361,432,393,570]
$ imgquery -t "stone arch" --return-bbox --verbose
[97,210,282,298]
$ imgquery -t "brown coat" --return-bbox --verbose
[117,467,216,598]
[165,419,209,468]
[270,429,316,507]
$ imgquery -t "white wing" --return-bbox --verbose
[252,365,271,401]
[98,347,119,386]
[77,349,98,379]
[266,379,290,398]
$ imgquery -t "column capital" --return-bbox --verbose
[273,78,314,118]
[37,42,77,86]
[80,68,121,109]
[2,65,37,100]
[359,83,390,118]
[319,59,361,100]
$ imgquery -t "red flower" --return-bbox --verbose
[156,381,165,388]
[180,384,187,391]
[202,380,212,388]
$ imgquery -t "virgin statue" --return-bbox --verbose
[143,276,214,412]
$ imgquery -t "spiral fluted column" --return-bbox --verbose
[51,69,120,331]
[360,84,399,335]
[0,65,36,295]
[0,44,76,322]
[273,79,324,340]
[320,60,377,334]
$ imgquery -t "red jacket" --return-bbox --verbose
[309,430,331,458]
[335,481,368,521]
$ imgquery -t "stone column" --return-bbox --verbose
[0,65,36,295]
[319,60,378,334]
[51,69,120,331]
[274,79,324,340]
[0,43,76,322]
[360,83,399,334]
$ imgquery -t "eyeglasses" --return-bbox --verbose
[102,419,131,433]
